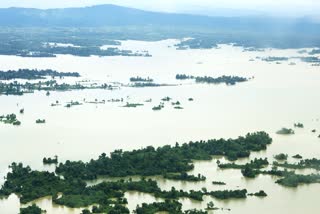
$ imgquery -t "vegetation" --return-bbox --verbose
[0,80,114,96]
[55,132,272,180]
[161,97,172,102]
[152,103,164,111]
[0,163,250,211]
[276,174,320,187]
[122,103,144,108]
[294,123,304,128]
[36,119,46,124]
[134,200,207,214]
[0,69,80,80]
[0,114,21,126]
[218,158,269,169]
[274,153,288,161]
[274,158,320,170]
[276,128,295,135]
[20,204,46,214]
[212,181,226,185]
[130,76,153,82]
[292,154,303,159]
[43,156,58,165]
[176,74,248,85]
[248,190,267,197]
[261,57,289,62]
[195,75,248,85]
[163,173,206,182]
[65,101,82,108]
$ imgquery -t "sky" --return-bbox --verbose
[0,0,319,17]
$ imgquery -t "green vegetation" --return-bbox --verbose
[275,174,320,187]
[0,69,80,80]
[274,153,288,161]
[0,163,250,210]
[0,80,114,96]
[248,190,267,197]
[20,108,24,114]
[188,98,194,101]
[172,101,181,105]
[55,132,272,180]
[218,158,269,169]
[130,76,153,82]
[174,106,184,110]
[20,204,46,214]
[134,200,207,214]
[122,103,144,108]
[294,123,304,128]
[274,158,320,170]
[65,101,82,108]
[152,103,164,111]
[208,189,247,199]
[292,154,303,159]
[161,97,172,102]
[163,173,206,182]
[0,114,21,126]
[276,128,295,135]
[43,156,58,165]
[176,74,248,85]
[261,57,289,62]
[176,74,195,80]
[36,119,46,124]
[212,181,226,185]
[205,201,218,211]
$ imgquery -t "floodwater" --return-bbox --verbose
[0,40,320,213]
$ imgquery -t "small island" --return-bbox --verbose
[0,114,21,126]
[163,173,206,182]
[276,128,295,135]
[43,156,58,165]
[176,74,248,85]
[130,76,153,82]
[36,119,46,124]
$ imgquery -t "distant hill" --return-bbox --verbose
[0,4,318,32]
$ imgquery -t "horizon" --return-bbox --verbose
[0,1,319,18]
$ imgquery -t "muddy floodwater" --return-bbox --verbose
[0,40,320,213]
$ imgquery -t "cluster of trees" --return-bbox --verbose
[274,158,320,170]
[0,163,251,211]
[275,173,320,187]
[20,204,45,214]
[135,200,208,214]
[130,82,163,87]
[0,69,80,80]
[218,158,269,169]
[129,76,153,82]
[248,190,267,197]
[195,75,248,85]
[175,38,217,50]
[55,131,272,180]
[261,56,289,62]
[176,74,248,85]
[43,156,58,164]
[163,173,206,181]
[274,153,288,161]
[152,104,165,111]
[122,103,144,108]
[276,128,295,135]
[294,123,304,128]
[36,119,46,124]
[212,181,226,185]
[0,80,113,96]
[0,113,21,125]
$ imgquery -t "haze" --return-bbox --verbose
[1,0,319,17]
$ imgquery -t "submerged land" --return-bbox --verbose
[0,3,320,214]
